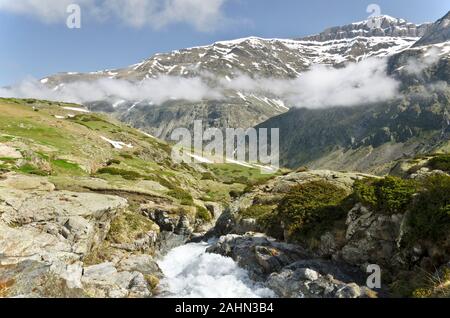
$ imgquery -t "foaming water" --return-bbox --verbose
[157,241,275,298]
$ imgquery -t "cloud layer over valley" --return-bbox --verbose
[0,57,402,109]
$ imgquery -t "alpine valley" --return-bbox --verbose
[0,11,449,299]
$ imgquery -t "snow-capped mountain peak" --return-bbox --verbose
[301,15,432,42]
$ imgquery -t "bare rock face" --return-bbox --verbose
[414,11,450,47]
[302,16,431,42]
[326,203,404,271]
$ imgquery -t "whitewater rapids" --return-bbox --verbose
[157,241,275,298]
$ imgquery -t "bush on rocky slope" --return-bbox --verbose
[352,174,449,244]
[406,174,450,243]
[428,154,450,173]
[195,205,212,222]
[276,181,350,242]
[96,167,143,180]
[353,176,417,215]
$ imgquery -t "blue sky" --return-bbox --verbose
[0,0,448,86]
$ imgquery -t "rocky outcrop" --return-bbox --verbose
[0,173,127,262]
[205,169,450,297]
[206,233,376,298]
[0,173,160,298]
[0,144,22,159]
[302,16,431,42]
[267,263,374,298]
[81,262,151,298]
[337,203,404,268]
[207,233,310,279]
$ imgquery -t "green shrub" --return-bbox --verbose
[241,204,274,219]
[354,177,417,215]
[233,176,250,184]
[276,181,349,241]
[406,175,450,243]
[196,206,212,222]
[239,204,279,237]
[97,167,142,180]
[201,172,216,180]
[353,179,378,207]
[229,190,243,199]
[167,188,194,205]
[106,159,121,166]
[428,155,450,172]
[119,153,134,160]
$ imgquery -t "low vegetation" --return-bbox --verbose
[96,167,143,181]
[167,188,194,206]
[17,163,49,176]
[405,175,450,243]
[353,176,417,215]
[427,154,450,172]
[276,181,350,242]
[412,267,450,298]
[195,205,212,222]
[353,174,450,246]
[107,210,158,245]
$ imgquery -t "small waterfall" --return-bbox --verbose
[157,241,275,298]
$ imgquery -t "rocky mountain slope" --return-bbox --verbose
[41,16,431,140]
[257,12,450,174]
[301,15,431,41]
[414,11,450,47]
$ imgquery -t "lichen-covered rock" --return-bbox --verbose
[339,203,404,269]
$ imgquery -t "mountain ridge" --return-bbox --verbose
[37,14,440,141]
[300,15,432,42]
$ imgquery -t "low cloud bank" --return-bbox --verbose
[222,58,400,108]
[0,76,220,105]
[1,57,402,108]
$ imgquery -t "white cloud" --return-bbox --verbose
[0,76,222,104]
[0,0,90,23]
[0,0,229,31]
[222,57,400,108]
[404,47,441,75]
[0,58,399,108]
